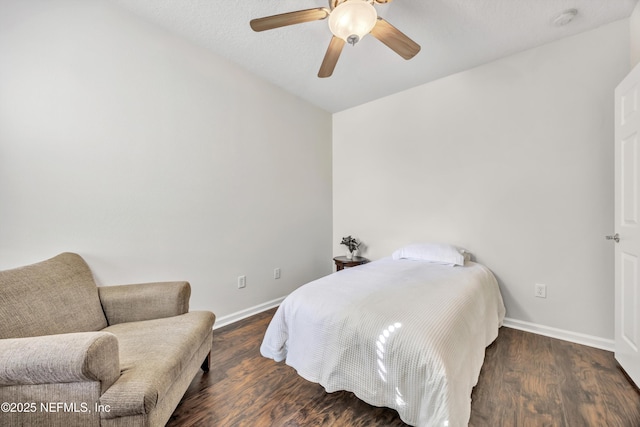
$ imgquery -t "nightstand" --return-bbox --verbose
[333,256,369,271]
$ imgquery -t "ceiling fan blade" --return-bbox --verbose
[318,36,346,78]
[250,8,330,32]
[370,18,421,60]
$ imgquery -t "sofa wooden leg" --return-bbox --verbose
[201,351,211,372]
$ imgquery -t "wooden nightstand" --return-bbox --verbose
[333,256,369,271]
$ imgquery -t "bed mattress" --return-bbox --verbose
[260,257,505,427]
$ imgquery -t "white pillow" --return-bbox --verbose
[392,243,467,266]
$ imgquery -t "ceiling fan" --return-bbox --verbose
[250,0,421,78]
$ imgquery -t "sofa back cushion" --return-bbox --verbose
[0,253,108,339]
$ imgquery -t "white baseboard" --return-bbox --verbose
[213,297,285,330]
[503,317,615,352]
[212,301,616,352]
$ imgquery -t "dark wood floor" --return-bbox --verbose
[168,308,640,426]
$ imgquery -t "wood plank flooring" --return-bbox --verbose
[167,308,640,426]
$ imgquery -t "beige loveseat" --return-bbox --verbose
[0,252,215,427]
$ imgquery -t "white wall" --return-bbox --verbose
[631,1,640,67]
[0,0,333,320]
[333,20,629,341]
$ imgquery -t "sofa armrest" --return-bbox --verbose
[98,281,191,325]
[0,332,120,393]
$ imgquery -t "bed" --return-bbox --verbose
[260,244,506,427]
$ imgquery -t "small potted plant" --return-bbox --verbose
[340,235,361,260]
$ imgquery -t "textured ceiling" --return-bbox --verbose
[112,0,638,113]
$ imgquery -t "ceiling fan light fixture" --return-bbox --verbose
[328,0,378,45]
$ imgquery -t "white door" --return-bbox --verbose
[614,62,640,387]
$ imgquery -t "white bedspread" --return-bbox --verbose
[260,257,505,427]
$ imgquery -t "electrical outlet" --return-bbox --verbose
[274,268,281,279]
[535,283,547,298]
[237,275,246,289]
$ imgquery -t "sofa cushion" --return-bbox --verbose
[99,311,215,418]
[0,253,108,339]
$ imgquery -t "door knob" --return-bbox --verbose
[606,233,620,243]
